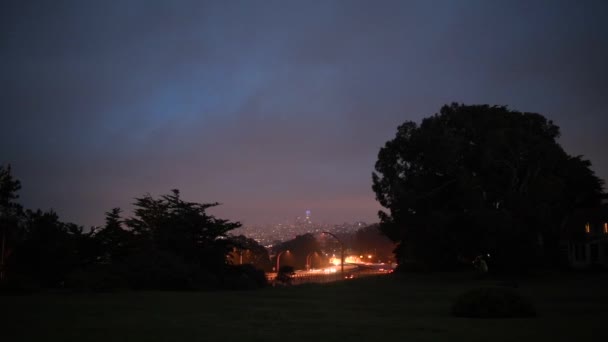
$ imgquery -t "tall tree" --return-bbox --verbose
[10,209,84,287]
[0,165,24,282]
[91,208,133,264]
[125,190,241,272]
[373,104,604,272]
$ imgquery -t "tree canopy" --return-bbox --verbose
[125,190,240,272]
[89,190,244,289]
[372,103,604,272]
[1,165,24,283]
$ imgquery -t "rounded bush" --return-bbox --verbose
[64,267,128,292]
[452,287,536,318]
[222,264,268,290]
[121,249,195,290]
[395,261,430,273]
[0,273,41,294]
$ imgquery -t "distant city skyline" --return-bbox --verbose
[226,208,372,228]
[232,215,369,245]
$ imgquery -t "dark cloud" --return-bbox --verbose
[1,0,607,227]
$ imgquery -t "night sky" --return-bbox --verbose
[1,0,607,228]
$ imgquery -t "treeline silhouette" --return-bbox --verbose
[0,166,267,292]
[3,103,605,290]
[0,164,398,292]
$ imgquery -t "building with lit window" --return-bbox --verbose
[562,205,608,269]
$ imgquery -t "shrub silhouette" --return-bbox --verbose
[276,265,295,285]
[452,287,536,318]
[222,264,268,290]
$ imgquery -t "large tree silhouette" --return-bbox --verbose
[0,165,23,283]
[373,104,604,272]
[127,190,240,268]
[10,209,85,287]
[118,190,242,289]
[90,208,133,264]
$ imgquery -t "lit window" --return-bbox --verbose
[604,222,608,234]
[585,223,590,233]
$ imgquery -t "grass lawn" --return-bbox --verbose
[2,272,607,342]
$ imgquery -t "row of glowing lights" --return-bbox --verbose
[328,255,378,265]
[585,222,608,234]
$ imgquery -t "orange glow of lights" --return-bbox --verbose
[604,223,607,234]
[344,256,359,263]
[329,257,341,266]
[323,267,337,274]
[585,223,590,233]
[367,255,373,259]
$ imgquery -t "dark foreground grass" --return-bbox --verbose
[2,272,608,342]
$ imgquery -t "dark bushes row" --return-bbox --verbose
[452,287,536,318]
[2,253,267,294]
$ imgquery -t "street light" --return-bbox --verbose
[322,232,344,274]
[306,251,318,270]
[276,250,290,275]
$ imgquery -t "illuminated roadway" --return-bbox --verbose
[268,263,395,284]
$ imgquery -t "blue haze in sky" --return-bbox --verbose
[1,0,607,226]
